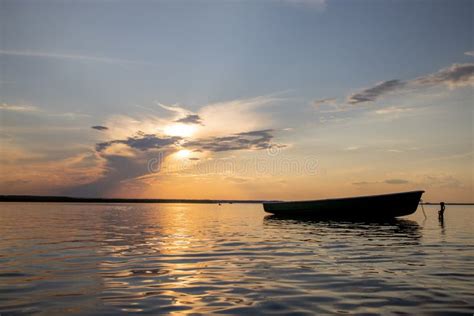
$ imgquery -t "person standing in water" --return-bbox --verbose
[438,202,446,219]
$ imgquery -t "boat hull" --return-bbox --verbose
[263,191,424,219]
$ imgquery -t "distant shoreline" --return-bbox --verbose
[0,195,472,205]
[420,202,474,206]
[0,195,267,204]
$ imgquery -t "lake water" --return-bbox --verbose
[0,203,473,315]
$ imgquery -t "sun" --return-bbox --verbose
[176,149,191,159]
[164,123,196,137]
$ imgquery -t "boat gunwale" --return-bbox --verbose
[263,190,425,205]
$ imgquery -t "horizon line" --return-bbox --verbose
[0,195,472,205]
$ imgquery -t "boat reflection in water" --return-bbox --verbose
[264,215,422,244]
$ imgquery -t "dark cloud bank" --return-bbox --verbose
[95,134,182,152]
[185,129,276,152]
[93,129,277,154]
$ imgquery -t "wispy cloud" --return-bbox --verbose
[374,106,414,116]
[175,114,204,125]
[312,98,337,107]
[344,146,360,151]
[91,126,109,131]
[465,51,474,57]
[196,95,279,137]
[384,178,410,185]
[413,63,474,88]
[1,103,92,120]
[348,80,406,104]
[352,178,410,185]
[0,103,38,112]
[0,49,148,65]
[48,112,90,119]
[352,181,371,186]
[421,174,464,189]
[345,63,474,105]
[311,61,474,126]
[184,129,281,152]
[156,102,189,115]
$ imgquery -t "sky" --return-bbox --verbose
[0,0,473,202]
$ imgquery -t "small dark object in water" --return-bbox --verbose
[263,191,424,219]
[439,202,446,219]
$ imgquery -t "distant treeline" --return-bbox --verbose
[1,195,472,205]
[421,202,474,206]
[0,195,268,204]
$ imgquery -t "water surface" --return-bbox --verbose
[0,203,473,315]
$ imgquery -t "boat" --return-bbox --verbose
[263,190,424,219]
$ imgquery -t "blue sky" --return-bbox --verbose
[1,0,473,200]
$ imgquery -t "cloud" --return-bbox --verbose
[91,125,109,131]
[156,102,189,115]
[374,106,414,115]
[155,102,204,126]
[372,106,419,120]
[1,103,92,120]
[48,112,90,119]
[0,149,105,196]
[175,114,203,125]
[344,146,360,151]
[0,103,38,112]
[68,128,280,197]
[184,129,281,152]
[73,129,283,196]
[94,95,283,152]
[384,179,410,185]
[413,63,474,88]
[345,63,474,105]
[0,49,147,65]
[62,153,157,197]
[422,174,463,189]
[348,80,406,104]
[464,51,474,57]
[196,95,278,137]
[225,176,250,183]
[64,133,182,197]
[352,179,410,186]
[96,133,181,152]
[63,95,284,196]
[312,98,337,107]
[352,181,371,186]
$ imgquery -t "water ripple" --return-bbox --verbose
[0,203,473,315]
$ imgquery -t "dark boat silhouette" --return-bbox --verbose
[263,190,424,219]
